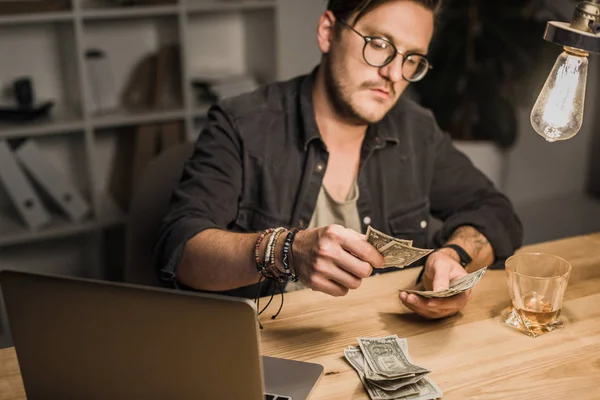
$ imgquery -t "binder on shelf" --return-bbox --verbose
[15,139,91,222]
[0,140,51,231]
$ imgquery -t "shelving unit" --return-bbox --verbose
[0,0,280,253]
[187,0,276,13]
[81,5,179,20]
[0,110,85,139]
[0,12,74,25]
[0,208,122,247]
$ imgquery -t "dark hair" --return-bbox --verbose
[327,0,442,25]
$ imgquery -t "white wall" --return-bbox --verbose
[504,67,599,206]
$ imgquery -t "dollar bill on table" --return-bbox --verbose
[402,267,488,298]
[343,334,443,400]
[366,226,433,268]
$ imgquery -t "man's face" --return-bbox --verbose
[323,1,434,125]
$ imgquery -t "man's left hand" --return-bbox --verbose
[399,249,472,319]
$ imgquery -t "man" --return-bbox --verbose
[154,0,523,319]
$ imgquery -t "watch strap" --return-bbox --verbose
[441,243,472,268]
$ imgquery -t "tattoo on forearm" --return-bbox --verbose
[449,226,490,258]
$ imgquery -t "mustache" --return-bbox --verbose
[360,81,396,96]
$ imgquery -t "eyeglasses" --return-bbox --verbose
[337,18,432,83]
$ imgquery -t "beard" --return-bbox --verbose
[322,52,398,126]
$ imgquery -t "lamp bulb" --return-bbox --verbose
[530,50,588,142]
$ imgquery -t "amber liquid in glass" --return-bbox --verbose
[518,293,559,326]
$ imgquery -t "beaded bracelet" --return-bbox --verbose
[282,228,299,282]
[254,228,274,272]
[264,227,284,270]
[268,228,288,283]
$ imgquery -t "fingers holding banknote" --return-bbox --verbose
[293,225,384,297]
[399,250,472,319]
[400,290,471,319]
[423,249,470,291]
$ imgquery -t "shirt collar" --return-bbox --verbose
[299,68,322,150]
[299,67,401,151]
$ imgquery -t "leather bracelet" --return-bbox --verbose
[282,228,300,282]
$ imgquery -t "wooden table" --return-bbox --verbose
[1,233,600,399]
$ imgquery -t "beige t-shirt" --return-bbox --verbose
[307,180,361,232]
[286,181,361,292]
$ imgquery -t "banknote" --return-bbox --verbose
[378,241,433,268]
[404,376,444,400]
[344,335,443,400]
[348,343,419,384]
[449,267,487,290]
[358,373,419,400]
[366,226,412,250]
[344,347,420,399]
[366,226,432,268]
[362,353,420,382]
[368,367,427,391]
[357,335,430,378]
[360,375,442,400]
[402,267,488,298]
[351,341,421,384]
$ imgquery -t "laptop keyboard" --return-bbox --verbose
[265,394,292,400]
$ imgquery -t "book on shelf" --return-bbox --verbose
[121,44,182,112]
[109,44,185,212]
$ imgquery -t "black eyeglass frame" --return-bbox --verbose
[336,18,433,82]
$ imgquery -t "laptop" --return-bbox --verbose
[0,270,323,400]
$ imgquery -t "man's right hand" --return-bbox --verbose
[291,225,385,297]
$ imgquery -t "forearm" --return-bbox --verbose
[177,229,263,291]
[441,225,494,271]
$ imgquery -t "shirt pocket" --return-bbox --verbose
[387,200,430,250]
[231,207,289,232]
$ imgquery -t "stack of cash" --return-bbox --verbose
[344,335,443,400]
[402,267,487,298]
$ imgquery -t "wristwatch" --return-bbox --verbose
[441,243,472,268]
